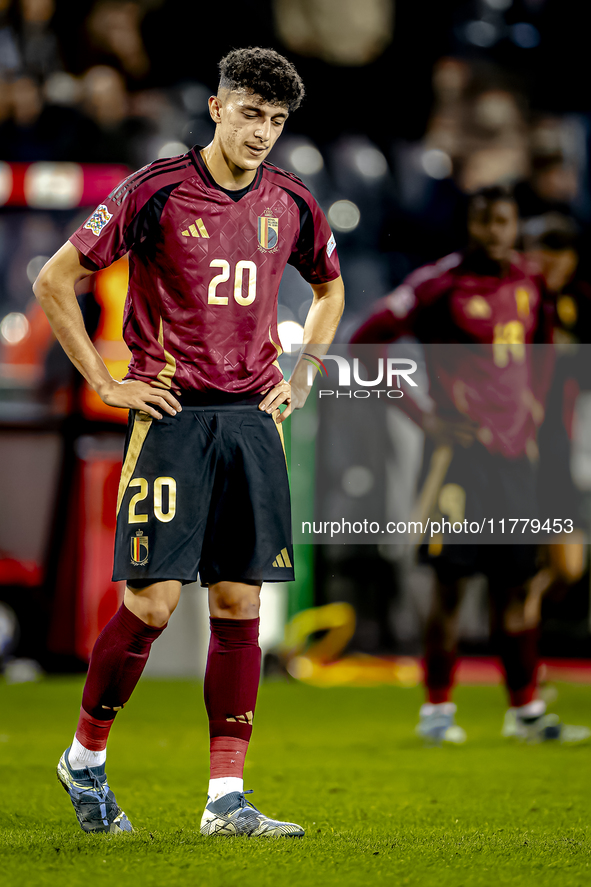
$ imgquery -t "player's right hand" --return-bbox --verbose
[97,379,182,419]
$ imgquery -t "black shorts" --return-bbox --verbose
[429,544,540,586]
[423,442,540,584]
[112,398,294,586]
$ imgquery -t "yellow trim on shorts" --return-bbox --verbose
[116,412,153,515]
[268,325,288,465]
[272,410,288,468]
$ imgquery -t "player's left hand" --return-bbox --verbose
[259,380,293,423]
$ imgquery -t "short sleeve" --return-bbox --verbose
[288,193,340,285]
[69,173,150,270]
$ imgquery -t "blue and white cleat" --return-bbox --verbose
[57,748,133,834]
[501,707,518,738]
[200,791,304,838]
[416,702,467,745]
[513,712,591,744]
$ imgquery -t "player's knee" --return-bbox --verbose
[216,595,260,618]
[209,582,261,618]
[126,599,173,627]
[125,583,180,627]
[141,601,173,627]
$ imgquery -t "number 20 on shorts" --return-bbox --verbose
[128,477,177,524]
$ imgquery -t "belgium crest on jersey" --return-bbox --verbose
[131,529,149,566]
[258,214,279,250]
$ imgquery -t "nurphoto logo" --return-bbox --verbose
[302,352,418,399]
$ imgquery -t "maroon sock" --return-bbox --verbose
[204,617,261,778]
[498,627,539,708]
[424,615,457,704]
[76,604,165,749]
[424,649,457,704]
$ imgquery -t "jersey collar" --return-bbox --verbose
[190,146,264,200]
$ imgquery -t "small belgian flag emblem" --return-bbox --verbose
[257,215,278,250]
[131,529,149,566]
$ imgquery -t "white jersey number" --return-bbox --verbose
[208,259,257,307]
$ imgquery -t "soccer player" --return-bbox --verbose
[34,47,344,836]
[351,186,588,745]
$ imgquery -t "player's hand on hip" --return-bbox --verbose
[259,380,292,423]
[97,379,182,419]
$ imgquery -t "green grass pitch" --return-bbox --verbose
[1,676,590,887]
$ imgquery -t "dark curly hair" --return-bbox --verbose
[218,47,305,113]
[468,185,517,215]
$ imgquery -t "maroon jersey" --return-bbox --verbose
[70,148,340,394]
[352,252,553,457]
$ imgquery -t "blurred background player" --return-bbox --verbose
[351,186,589,745]
[522,215,589,538]
[33,47,344,836]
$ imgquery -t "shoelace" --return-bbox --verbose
[238,790,260,812]
[86,768,109,801]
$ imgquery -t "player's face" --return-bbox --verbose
[211,90,288,172]
[468,200,519,263]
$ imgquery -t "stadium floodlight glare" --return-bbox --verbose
[44,72,81,107]
[464,20,499,47]
[511,23,541,48]
[157,141,189,159]
[328,200,361,232]
[342,465,374,497]
[289,145,324,176]
[421,149,452,180]
[0,312,29,345]
[26,255,49,285]
[180,83,211,114]
[354,146,388,179]
[278,320,304,353]
[0,161,12,206]
[0,602,19,659]
[24,162,83,208]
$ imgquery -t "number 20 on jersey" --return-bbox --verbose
[208,259,257,306]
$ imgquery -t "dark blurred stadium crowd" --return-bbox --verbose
[1,0,590,327]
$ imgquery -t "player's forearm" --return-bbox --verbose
[301,276,345,347]
[289,276,345,399]
[33,267,114,395]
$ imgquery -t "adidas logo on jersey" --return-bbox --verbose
[272,548,292,568]
[181,219,210,238]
